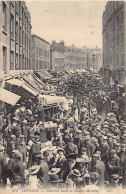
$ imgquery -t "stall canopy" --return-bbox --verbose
[39,95,70,110]
[5,79,39,97]
[0,87,21,106]
[36,71,48,80]
[32,73,44,85]
[23,75,39,91]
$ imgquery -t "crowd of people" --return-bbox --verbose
[0,71,126,192]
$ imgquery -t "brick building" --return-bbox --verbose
[31,35,50,71]
[102,1,126,85]
[0,1,32,76]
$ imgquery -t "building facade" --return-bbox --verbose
[64,45,87,70]
[102,1,126,85]
[50,41,102,72]
[50,41,65,72]
[31,35,50,71]
[83,46,103,72]
[0,1,32,76]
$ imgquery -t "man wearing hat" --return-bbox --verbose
[108,149,120,180]
[12,152,25,187]
[85,137,96,158]
[117,144,126,179]
[48,149,59,170]
[92,154,105,188]
[0,145,7,188]
[7,135,16,157]
[16,135,26,164]
[21,120,28,142]
[56,148,69,182]
[106,174,121,189]
[64,138,78,156]
[35,154,49,188]
[100,136,110,165]
[28,135,41,167]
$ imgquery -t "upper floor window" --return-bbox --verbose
[10,51,14,70]
[11,14,14,38]
[122,12,124,23]
[117,15,119,27]
[3,2,7,32]
[3,46,7,72]
[16,21,18,42]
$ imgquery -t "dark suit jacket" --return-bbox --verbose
[86,142,96,157]
[65,142,78,155]
[56,156,69,182]
[101,143,110,161]
[108,154,120,174]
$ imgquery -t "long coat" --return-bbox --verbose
[100,143,110,162]
[94,160,105,188]
[37,160,49,187]
[0,152,7,188]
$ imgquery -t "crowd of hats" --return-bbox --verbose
[0,71,126,190]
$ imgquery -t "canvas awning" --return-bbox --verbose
[5,79,39,97]
[39,94,67,104]
[32,74,44,85]
[0,87,21,106]
[23,75,39,91]
[36,72,48,80]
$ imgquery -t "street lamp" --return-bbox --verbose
[92,53,95,73]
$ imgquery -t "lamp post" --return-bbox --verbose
[92,53,95,73]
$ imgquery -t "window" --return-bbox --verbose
[122,54,124,66]
[39,48,41,57]
[19,54,22,69]
[15,53,19,70]
[10,51,14,70]
[36,47,38,56]
[3,46,7,72]
[36,61,38,70]
[113,20,115,32]
[122,12,124,23]
[16,21,18,42]
[20,26,22,44]
[3,2,7,31]
[11,14,14,38]
[117,15,119,27]
[15,2,19,12]
[122,33,124,43]
[117,35,119,46]
[117,55,119,67]
[23,31,25,45]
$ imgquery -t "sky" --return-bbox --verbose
[26,1,107,48]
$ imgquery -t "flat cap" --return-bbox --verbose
[110,149,116,154]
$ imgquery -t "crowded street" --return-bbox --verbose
[0,69,126,192]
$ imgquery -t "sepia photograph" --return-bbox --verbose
[0,0,126,193]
